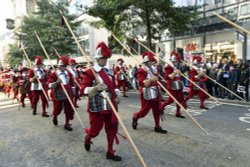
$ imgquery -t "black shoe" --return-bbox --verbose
[75,105,79,108]
[22,103,25,108]
[64,125,73,131]
[132,117,137,130]
[84,136,91,151]
[200,106,209,110]
[106,153,122,161]
[154,127,168,134]
[42,113,49,117]
[176,114,185,119]
[33,111,36,115]
[52,118,58,126]
[123,95,128,97]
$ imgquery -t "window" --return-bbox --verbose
[26,0,35,14]
[239,2,250,17]
[223,0,236,5]
[215,0,222,4]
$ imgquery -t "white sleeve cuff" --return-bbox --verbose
[115,89,120,96]
[84,87,90,94]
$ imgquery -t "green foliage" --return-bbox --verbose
[8,43,23,67]
[88,0,199,49]
[13,0,82,63]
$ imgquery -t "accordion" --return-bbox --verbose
[193,82,202,90]
[171,80,183,90]
[89,91,112,112]
[142,86,158,100]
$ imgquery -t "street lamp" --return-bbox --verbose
[5,18,15,30]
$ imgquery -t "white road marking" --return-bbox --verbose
[129,105,140,108]
[239,117,250,124]
[244,113,250,117]
[221,102,250,107]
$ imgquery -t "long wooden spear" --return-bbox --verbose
[213,12,250,35]
[112,33,209,135]
[136,38,246,102]
[116,68,140,95]
[60,11,147,167]
[212,12,248,101]
[21,46,51,103]
[34,31,86,129]
[133,38,221,104]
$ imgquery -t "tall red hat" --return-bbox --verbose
[35,55,43,65]
[142,52,155,63]
[170,51,181,62]
[58,55,69,66]
[69,58,76,65]
[117,58,124,63]
[95,42,112,59]
[193,55,202,64]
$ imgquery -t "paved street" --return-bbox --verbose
[0,92,250,167]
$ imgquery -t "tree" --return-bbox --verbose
[88,0,199,49]
[12,0,82,63]
[8,43,23,67]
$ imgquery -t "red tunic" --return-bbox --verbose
[48,69,74,101]
[81,67,117,115]
[28,68,48,90]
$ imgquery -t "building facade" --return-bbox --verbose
[162,0,250,63]
[0,0,36,67]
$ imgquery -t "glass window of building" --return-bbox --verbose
[215,0,222,4]
[224,5,238,19]
[239,2,250,17]
[223,0,236,5]
[26,0,35,14]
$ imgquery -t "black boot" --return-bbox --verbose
[32,110,36,115]
[154,127,168,134]
[64,125,73,131]
[175,114,185,119]
[52,117,58,126]
[42,112,49,117]
[106,152,122,161]
[84,135,91,151]
[132,117,137,130]
[200,106,209,110]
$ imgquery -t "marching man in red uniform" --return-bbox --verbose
[3,69,12,98]
[115,58,128,97]
[12,68,21,101]
[184,55,209,110]
[68,58,81,107]
[48,56,74,131]
[81,42,122,161]
[28,56,49,116]
[20,67,32,108]
[132,52,167,134]
[162,51,185,118]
